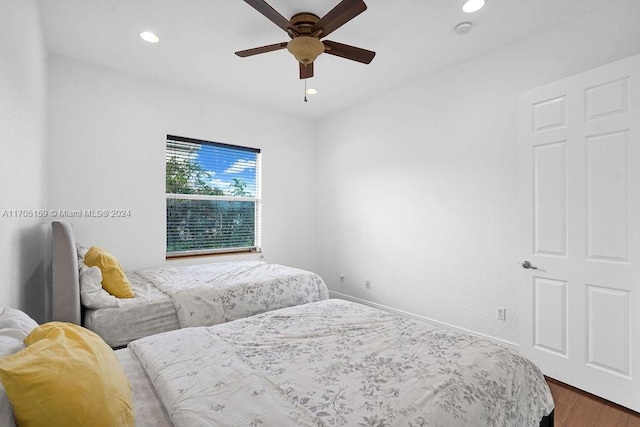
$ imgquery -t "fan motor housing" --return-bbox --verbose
[290,12,320,35]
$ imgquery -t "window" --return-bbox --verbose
[165,135,261,256]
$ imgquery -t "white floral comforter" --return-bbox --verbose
[129,299,554,427]
[135,261,329,328]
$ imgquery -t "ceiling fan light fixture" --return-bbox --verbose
[462,0,485,13]
[287,36,324,65]
[305,88,318,95]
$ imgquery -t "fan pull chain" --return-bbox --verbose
[304,79,308,103]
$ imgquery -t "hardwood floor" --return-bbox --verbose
[546,377,640,427]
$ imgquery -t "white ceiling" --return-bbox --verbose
[38,0,617,120]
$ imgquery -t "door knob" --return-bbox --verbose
[521,260,538,269]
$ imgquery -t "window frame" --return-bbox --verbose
[165,135,262,258]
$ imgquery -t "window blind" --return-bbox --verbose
[166,135,261,256]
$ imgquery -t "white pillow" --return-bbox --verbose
[0,307,38,358]
[0,336,23,360]
[76,242,90,261]
[79,263,121,309]
[0,382,15,427]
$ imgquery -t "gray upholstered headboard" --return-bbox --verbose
[51,221,81,325]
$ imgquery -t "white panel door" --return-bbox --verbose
[518,53,640,411]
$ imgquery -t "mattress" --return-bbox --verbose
[136,260,329,328]
[84,272,179,348]
[129,299,555,426]
[85,261,329,347]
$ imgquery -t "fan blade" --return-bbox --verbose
[235,42,288,58]
[323,40,375,64]
[243,0,296,34]
[300,62,314,79]
[311,0,367,38]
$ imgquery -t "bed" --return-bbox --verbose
[0,301,555,426]
[51,220,329,347]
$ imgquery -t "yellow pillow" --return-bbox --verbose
[0,322,134,427]
[84,246,134,298]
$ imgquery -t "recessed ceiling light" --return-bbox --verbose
[305,88,318,95]
[462,0,485,13]
[140,31,160,43]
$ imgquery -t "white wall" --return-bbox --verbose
[316,0,640,344]
[0,0,48,321]
[47,55,318,273]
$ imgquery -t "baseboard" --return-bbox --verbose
[328,290,519,352]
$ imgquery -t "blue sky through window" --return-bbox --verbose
[196,144,257,196]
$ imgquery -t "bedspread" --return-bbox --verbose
[135,261,329,328]
[129,299,554,426]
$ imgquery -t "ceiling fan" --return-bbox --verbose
[235,0,376,79]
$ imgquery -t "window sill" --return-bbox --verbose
[166,248,261,260]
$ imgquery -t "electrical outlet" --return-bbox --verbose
[497,307,506,321]
[365,280,371,289]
